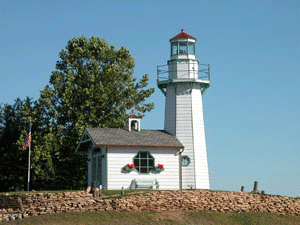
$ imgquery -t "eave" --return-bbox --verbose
[95,144,184,149]
[75,129,96,154]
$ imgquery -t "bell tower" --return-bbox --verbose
[157,29,210,189]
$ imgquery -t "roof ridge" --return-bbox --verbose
[86,127,166,131]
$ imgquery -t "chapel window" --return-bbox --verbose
[133,151,155,174]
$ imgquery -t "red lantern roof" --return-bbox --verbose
[170,29,196,41]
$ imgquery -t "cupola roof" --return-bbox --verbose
[170,29,196,41]
[128,114,140,119]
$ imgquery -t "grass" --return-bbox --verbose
[4,210,300,225]
[101,189,155,196]
[0,190,83,195]
[0,189,154,196]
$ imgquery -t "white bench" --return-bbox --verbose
[132,179,159,190]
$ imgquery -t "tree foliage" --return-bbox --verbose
[0,36,155,191]
[45,36,154,130]
[0,98,34,191]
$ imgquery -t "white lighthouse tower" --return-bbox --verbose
[157,29,210,189]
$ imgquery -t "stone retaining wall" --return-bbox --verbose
[1,190,300,222]
[0,191,93,222]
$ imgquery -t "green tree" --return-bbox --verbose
[28,36,155,189]
[0,98,35,191]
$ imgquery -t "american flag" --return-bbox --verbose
[23,131,31,149]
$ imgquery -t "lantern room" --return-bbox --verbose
[170,29,196,60]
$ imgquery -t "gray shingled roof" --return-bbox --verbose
[85,128,183,148]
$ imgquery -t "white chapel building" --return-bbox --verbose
[76,29,210,190]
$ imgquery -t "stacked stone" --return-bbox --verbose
[101,191,300,216]
[1,190,300,222]
[0,194,21,210]
[20,191,94,216]
[0,191,94,222]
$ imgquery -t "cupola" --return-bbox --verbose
[125,114,141,132]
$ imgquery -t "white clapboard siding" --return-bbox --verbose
[175,83,196,189]
[106,148,180,190]
[164,80,210,189]
[169,59,199,79]
[164,84,176,135]
[191,85,210,189]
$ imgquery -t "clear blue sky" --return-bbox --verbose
[1,0,299,197]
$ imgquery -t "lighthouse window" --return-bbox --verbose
[171,41,195,55]
[133,151,155,174]
[171,43,178,55]
[188,42,195,55]
[179,42,187,54]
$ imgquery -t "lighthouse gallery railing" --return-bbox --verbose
[157,63,210,82]
[157,63,210,95]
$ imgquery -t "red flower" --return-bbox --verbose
[157,164,164,168]
[126,164,135,168]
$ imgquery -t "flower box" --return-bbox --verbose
[155,164,164,172]
[124,163,135,172]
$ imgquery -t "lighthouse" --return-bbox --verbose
[157,29,210,189]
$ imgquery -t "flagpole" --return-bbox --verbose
[27,120,32,192]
